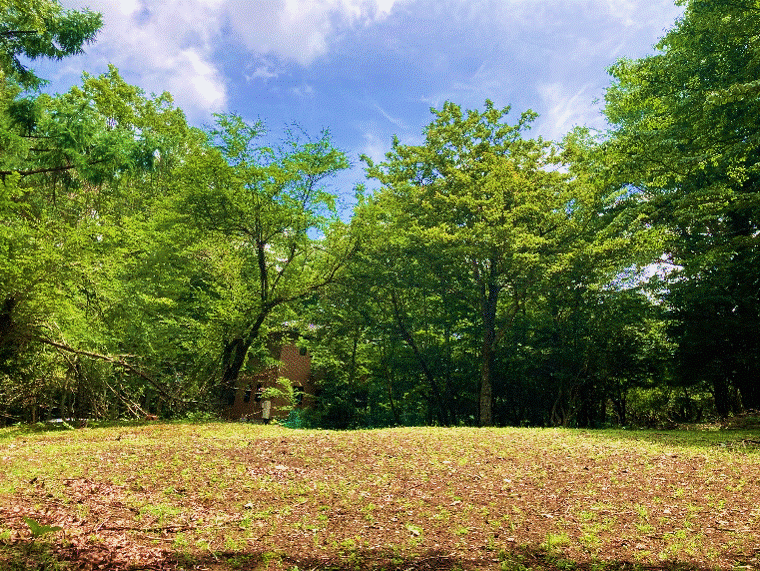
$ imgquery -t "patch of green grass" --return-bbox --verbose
[542,531,571,552]
[0,541,71,570]
[137,503,183,525]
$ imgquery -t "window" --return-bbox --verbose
[299,346,307,356]
[243,385,252,403]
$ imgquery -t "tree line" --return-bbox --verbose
[1,0,758,428]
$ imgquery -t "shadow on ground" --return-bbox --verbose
[2,539,741,570]
[176,546,725,571]
[0,541,68,571]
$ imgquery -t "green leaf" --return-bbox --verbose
[23,516,62,538]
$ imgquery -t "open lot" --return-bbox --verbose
[1,422,759,570]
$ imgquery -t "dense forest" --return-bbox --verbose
[1,0,758,428]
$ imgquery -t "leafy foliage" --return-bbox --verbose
[603,0,760,414]
[1,0,755,427]
[163,114,352,397]
[0,0,101,89]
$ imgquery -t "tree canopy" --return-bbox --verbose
[0,0,755,427]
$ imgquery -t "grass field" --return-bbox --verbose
[1,421,759,570]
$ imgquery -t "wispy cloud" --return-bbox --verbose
[291,83,315,98]
[49,0,683,171]
[394,0,682,139]
[536,82,602,141]
[245,58,283,82]
[372,102,405,130]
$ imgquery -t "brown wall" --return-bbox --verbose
[227,343,314,421]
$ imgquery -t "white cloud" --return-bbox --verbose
[56,0,407,121]
[168,49,227,110]
[114,0,141,16]
[223,0,406,67]
[360,128,391,164]
[401,0,683,140]
[50,0,682,144]
[536,82,602,141]
[291,83,315,98]
[245,58,282,82]
[54,0,227,123]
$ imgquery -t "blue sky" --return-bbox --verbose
[39,0,684,204]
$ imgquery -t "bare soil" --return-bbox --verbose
[1,423,759,570]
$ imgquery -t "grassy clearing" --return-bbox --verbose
[1,422,759,570]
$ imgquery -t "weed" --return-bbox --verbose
[634,503,649,520]
[498,550,530,571]
[173,532,189,550]
[580,528,603,553]
[434,506,451,520]
[23,517,62,539]
[227,553,256,569]
[542,531,571,552]
[137,503,182,526]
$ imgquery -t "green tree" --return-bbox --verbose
[167,115,352,398]
[330,203,476,426]
[363,101,581,426]
[0,64,193,421]
[603,0,760,413]
[1,0,104,420]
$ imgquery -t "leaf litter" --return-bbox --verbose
[0,423,758,570]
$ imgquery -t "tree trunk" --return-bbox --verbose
[479,279,499,427]
[221,337,252,387]
[712,376,730,418]
[384,365,401,426]
[479,345,494,427]
[736,364,760,410]
[0,296,19,368]
[220,312,269,391]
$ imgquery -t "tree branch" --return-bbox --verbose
[0,30,38,38]
[0,158,110,179]
[35,337,190,405]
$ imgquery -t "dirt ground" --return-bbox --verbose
[1,423,759,570]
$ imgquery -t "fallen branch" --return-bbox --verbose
[35,337,189,405]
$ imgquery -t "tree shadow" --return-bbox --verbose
[175,545,727,571]
[1,538,742,570]
[0,540,69,571]
[580,427,760,452]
